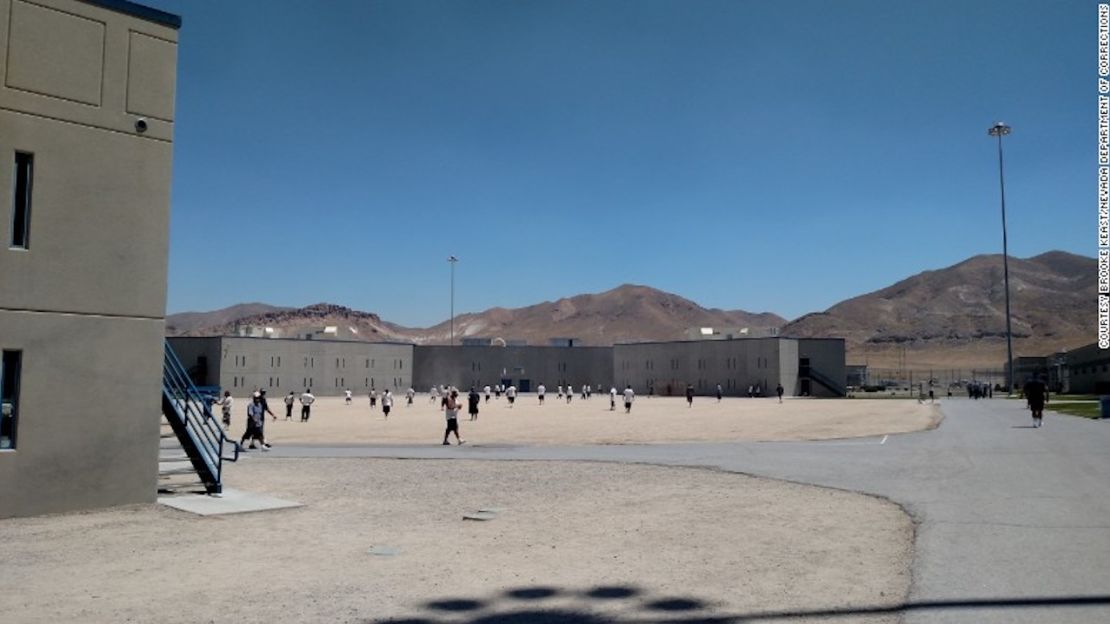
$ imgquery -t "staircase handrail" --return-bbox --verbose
[808,366,847,397]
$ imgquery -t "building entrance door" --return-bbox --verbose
[518,379,531,393]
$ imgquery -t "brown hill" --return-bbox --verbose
[415,284,786,345]
[166,285,785,345]
[165,303,291,334]
[782,251,1095,369]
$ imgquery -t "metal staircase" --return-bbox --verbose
[160,341,238,494]
[807,366,847,397]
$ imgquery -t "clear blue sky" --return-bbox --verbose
[151,0,1093,326]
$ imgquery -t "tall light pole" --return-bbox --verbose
[447,255,458,345]
[988,122,1014,394]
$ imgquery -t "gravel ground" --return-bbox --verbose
[1,459,912,624]
[246,395,938,447]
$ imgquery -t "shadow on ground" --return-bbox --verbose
[370,584,1110,623]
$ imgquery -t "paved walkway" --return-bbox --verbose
[269,399,1110,623]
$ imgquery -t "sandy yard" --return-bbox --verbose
[1,459,912,623]
[246,394,939,447]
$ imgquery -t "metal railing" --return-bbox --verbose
[162,341,238,494]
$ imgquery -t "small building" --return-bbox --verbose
[1064,343,1110,395]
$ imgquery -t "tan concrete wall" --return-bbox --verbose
[0,311,164,518]
[0,0,177,518]
[612,339,788,397]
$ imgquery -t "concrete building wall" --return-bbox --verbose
[797,339,847,397]
[413,346,613,393]
[1064,343,1110,395]
[0,0,179,518]
[167,337,415,397]
[613,339,791,396]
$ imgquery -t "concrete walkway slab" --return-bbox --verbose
[158,487,302,516]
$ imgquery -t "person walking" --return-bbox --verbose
[557,385,563,400]
[566,385,573,404]
[382,389,393,419]
[715,384,723,402]
[776,383,784,403]
[214,391,233,431]
[442,389,465,445]
[406,387,415,406]
[468,386,480,421]
[1023,376,1049,428]
[685,384,694,408]
[609,386,617,411]
[623,385,635,414]
[484,385,492,403]
[344,389,352,405]
[283,391,295,420]
[506,384,517,407]
[537,383,546,405]
[369,389,378,408]
[300,389,315,422]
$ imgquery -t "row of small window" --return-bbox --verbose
[1071,364,1109,375]
[228,355,404,370]
[1,351,22,450]
[621,357,771,371]
[229,376,408,391]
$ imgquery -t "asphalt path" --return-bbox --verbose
[269,398,1110,623]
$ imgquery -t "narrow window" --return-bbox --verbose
[1,350,22,449]
[11,152,32,249]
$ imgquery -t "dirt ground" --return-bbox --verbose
[245,395,939,447]
[1,459,912,624]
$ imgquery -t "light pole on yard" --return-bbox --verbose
[448,255,458,345]
[988,122,1014,395]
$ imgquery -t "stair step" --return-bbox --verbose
[159,454,191,462]
[159,466,198,476]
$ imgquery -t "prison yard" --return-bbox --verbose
[248,394,940,446]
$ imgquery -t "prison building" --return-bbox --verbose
[168,336,415,396]
[1062,343,1109,395]
[412,345,614,393]
[611,338,846,397]
[0,0,180,518]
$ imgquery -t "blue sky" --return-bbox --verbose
[151,0,1093,326]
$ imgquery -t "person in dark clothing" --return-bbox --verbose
[240,394,271,450]
[442,390,465,445]
[1022,377,1049,428]
[715,384,723,402]
[685,384,694,407]
[776,383,784,403]
[468,387,480,422]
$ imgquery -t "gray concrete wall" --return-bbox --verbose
[0,0,178,518]
[167,337,415,398]
[612,339,789,396]
[1065,343,1110,395]
[797,338,847,397]
[413,346,613,393]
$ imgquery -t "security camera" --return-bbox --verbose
[135,118,148,133]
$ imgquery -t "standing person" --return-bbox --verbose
[609,386,617,411]
[429,386,439,404]
[406,387,415,406]
[506,384,517,407]
[494,384,502,399]
[382,389,393,419]
[776,383,784,403]
[300,389,315,422]
[258,390,276,423]
[566,386,573,404]
[685,384,695,408]
[1023,376,1049,428]
[747,385,754,398]
[537,383,546,405]
[623,385,635,414]
[214,391,234,431]
[715,384,723,402]
[283,391,295,420]
[586,384,592,399]
[442,390,465,445]
[581,384,587,400]
[468,386,480,421]
[240,394,271,450]
[345,389,352,405]
[557,385,563,400]
[484,384,492,403]
[369,389,378,408]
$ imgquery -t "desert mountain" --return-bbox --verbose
[166,285,785,346]
[782,251,1095,368]
[165,303,292,335]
